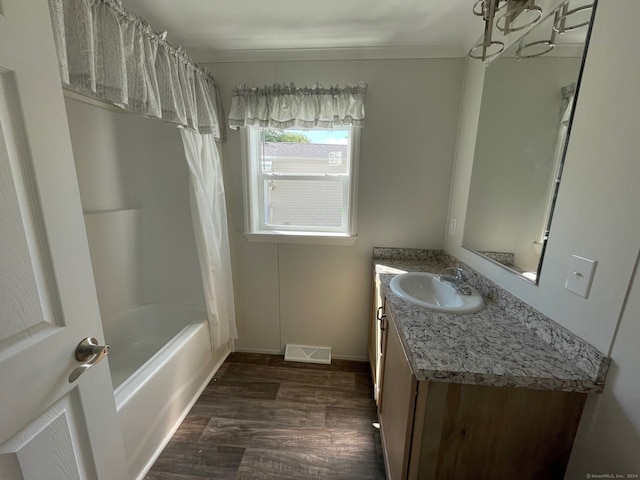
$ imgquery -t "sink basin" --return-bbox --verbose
[389,272,483,314]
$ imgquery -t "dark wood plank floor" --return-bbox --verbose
[145,352,386,480]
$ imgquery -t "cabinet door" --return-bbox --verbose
[368,275,378,398]
[409,382,586,480]
[368,273,385,404]
[379,311,417,480]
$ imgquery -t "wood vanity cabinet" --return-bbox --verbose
[378,309,417,480]
[368,272,387,404]
[374,300,588,480]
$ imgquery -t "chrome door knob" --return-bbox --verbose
[68,337,109,383]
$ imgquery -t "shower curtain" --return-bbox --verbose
[180,129,237,349]
[49,0,235,350]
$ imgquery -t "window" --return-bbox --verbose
[242,126,360,244]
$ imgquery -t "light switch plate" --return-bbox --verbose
[448,218,457,236]
[565,255,597,298]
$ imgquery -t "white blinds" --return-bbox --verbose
[48,0,225,140]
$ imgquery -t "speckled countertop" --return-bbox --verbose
[373,248,609,393]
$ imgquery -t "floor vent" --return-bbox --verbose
[284,344,332,364]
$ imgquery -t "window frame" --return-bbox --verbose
[241,125,360,245]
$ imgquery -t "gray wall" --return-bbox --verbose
[445,1,640,475]
[207,58,465,359]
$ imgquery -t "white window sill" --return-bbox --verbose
[244,231,358,246]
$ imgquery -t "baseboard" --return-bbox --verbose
[234,346,368,363]
[332,354,369,362]
[234,346,283,355]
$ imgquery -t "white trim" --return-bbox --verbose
[234,347,282,355]
[244,232,358,246]
[348,128,361,237]
[234,346,368,363]
[240,127,258,234]
[195,45,467,63]
[63,88,128,114]
[242,126,360,240]
[331,354,369,362]
[537,121,569,243]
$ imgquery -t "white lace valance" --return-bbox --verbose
[229,82,368,130]
[48,0,225,140]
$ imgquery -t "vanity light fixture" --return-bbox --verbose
[469,0,506,61]
[515,8,560,59]
[515,1,594,60]
[470,0,594,61]
[469,0,544,61]
[496,0,542,33]
[553,2,594,33]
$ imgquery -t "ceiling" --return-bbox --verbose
[121,0,481,61]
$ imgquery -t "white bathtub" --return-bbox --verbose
[104,304,230,479]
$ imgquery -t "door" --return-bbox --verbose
[0,2,128,479]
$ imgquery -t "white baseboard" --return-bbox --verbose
[234,346,283,355]
[234,346,368,363]
[331,354,369,362]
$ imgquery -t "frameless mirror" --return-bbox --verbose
[463,1,596,283]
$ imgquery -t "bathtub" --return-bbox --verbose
[104,304,230,480]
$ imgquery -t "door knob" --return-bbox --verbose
[68,337,110,383]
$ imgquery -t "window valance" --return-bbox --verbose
[48,0,225,140]
[229,82,367,130]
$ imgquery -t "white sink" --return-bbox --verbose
[389,272,483,314]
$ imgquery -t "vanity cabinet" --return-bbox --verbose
[378,310,417,480]
[374,299,587,480]
[368,272,387,404]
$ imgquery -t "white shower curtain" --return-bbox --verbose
[180,129,237,349]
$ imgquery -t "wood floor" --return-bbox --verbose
[145,352,386,480]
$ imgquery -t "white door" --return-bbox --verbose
[0,2,128,479]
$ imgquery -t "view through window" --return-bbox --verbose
[244,126,358,239]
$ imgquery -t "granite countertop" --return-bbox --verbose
[373,249,609,393]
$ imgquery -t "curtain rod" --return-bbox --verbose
[101,0,218,86]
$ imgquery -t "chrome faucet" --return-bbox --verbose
[438,267,473,296]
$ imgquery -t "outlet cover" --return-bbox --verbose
[565,255,597,298]
[448,218,457,236]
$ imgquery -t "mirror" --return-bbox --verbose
[463,1,596,283]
